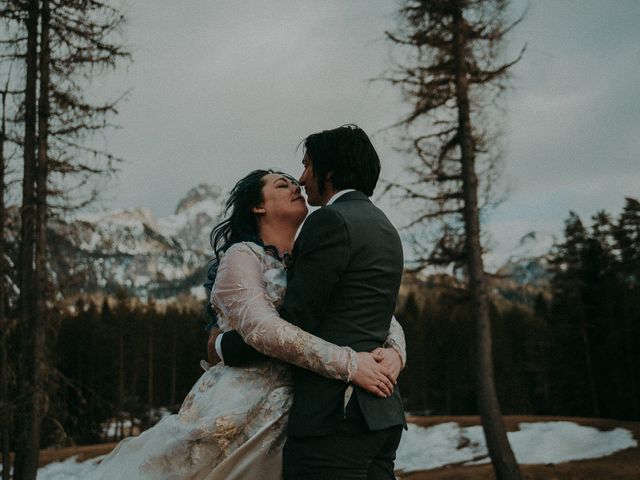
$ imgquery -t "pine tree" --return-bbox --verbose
[384,2,524,476]
[586,212,622,417]
[614,197,640,418]
[532,293,552,412]
[549,212,599,415]
[146,300,156,409]
[616,198,640,281]
[396,292,426,411]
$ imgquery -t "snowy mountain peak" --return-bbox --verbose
[159,184,225,252]
[175,184,223,215]
[51,184,228,300]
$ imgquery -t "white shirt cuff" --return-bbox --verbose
[215,332,225,364]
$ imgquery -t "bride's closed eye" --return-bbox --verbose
[276,179,298,189]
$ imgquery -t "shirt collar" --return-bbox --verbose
[326,189,356,206]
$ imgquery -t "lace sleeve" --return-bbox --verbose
[384,316,407,368]
[212,243,358,382]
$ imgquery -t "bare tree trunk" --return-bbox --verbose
[117,316,124,440]
[170,319,176,406]
[444,352,452,413]
[451,5,521,479]
[577,303,599,416]
[13,0,41,478]
[624,302,638,418]
[34,0,51,429]
[147,318,154,407]
[1,60,12,480]
[88,315,97,426]
[0,337,9,480]
[0,342,9,480]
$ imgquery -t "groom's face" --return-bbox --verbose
[299,154,322,206]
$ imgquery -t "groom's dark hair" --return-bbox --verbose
[302,124,380,197]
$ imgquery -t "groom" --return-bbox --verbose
[214,125,406,479]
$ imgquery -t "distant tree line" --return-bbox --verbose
[46,294,205,446]
[398,198,640,421]
[546,198,639,420]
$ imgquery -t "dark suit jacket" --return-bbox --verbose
[220,190,406,437]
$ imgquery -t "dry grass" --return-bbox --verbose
[34,416,640,479]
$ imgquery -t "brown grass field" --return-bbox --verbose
[34,416,640,479]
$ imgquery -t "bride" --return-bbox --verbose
[86,169,406,479]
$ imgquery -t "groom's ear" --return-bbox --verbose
[324,171,334,190]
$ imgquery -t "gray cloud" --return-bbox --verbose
[91,0,638,265]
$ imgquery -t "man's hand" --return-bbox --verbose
[371,347,403,383]
[351,351,395,398]
[207,327,223,365]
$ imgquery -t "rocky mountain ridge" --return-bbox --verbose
[49,184,225,301]
[46,185,552,305]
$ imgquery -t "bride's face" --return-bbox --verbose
[254,173,308,227]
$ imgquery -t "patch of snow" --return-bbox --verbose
[395,422,486,471]
[36,455,105,480]
[395,421,637,473]
[506,421,637,465]
[26,420,637,478]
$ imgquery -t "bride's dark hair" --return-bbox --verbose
[210,169,272,261]
[203,169,288,329]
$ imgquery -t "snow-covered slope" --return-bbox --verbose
[50,184,225,300]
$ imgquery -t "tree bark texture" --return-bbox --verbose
[451,4,522,480]
[1,58,11,480]
[576,300,599,416]
[14,0,41,478]
[147,319,154,407]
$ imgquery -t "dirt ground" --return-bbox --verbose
[37,442,118,466]
[34,415,640,479]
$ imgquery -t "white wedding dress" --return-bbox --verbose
[85,242,406,480]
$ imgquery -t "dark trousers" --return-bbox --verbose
[282,398,403,480]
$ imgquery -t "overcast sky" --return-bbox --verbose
[91,0,640,266]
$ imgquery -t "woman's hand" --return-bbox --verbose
[370,347,403,383]
[351,351,395,398]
